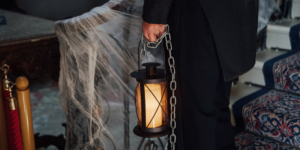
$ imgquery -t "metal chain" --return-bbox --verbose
[142,25,177,150]
[164,26,177,150]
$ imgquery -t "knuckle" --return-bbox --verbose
[146,29,152,33]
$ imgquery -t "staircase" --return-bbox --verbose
[230,9,300,150]
[292,0,300,19]
[267,19,300,50]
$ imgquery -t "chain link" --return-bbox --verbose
[168,30,177,149]
[140,43,148,59]
[142,25,177,150]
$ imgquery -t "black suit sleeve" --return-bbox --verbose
[142,0,173,24]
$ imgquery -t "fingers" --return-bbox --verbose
[142,21,166,42]
[144,32,150,42]
[144,32,157,42]
[158,25,166,37]
[148,33,157,42]
[146,25,158,42]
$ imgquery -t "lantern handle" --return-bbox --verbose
[139,25,170,74]
[141,25,169,49]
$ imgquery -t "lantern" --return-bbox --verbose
[131,61,171,138]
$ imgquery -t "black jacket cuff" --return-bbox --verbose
[142,5,171,24]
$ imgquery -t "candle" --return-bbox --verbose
[144,84,162,128]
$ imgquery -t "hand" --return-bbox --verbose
[142,21,166,42]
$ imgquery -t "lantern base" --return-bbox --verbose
[133,125,171,138]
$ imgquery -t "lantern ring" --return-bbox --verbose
[172,90,175,96]
[166,42,172,50]
[170,96,177,105]
[165,25,170,33]
[166,33,171,40]
[140,48,147,59]
[168,57,175,66]
[165,33,171,43]
[169,66,176,74]
[168,51,173,57]
[170,133,176,142]
[171,112,176,120]
[172,74,175,79]
[171,105,176,112]
[170,120,176,128]
[169,62,175,68]
[170,80,177,90]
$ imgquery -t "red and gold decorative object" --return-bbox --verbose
[2,65,24,150]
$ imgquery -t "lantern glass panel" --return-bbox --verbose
[135,81,168,129]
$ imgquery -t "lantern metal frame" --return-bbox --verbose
[130,45,171,138]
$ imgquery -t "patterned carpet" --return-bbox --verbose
[242,90,300,146]
[233,89,300,147]
[263,51,300,93]
[235,131,296,150]
[233,51,300,149]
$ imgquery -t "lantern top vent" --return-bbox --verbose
[130,62,168,83]
[142,63,160,77]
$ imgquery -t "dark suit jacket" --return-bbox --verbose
[142,0,258,81]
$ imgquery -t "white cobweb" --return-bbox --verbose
[54,0,166,149]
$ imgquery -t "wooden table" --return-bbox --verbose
[0,9,59,79]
